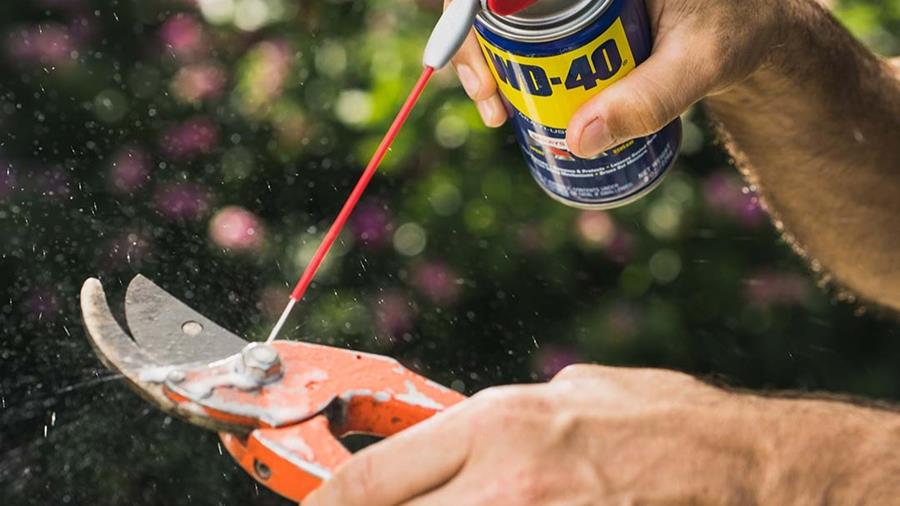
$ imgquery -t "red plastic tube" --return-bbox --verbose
[486,0,538,16]
[288,66,435,303]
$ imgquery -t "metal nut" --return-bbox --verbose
[246,343,278,367]
[239,343,282,384]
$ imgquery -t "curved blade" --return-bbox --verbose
[81,278,163,381]
[81,278,181,417]
[80,277,251,434]
[125,275,247,364]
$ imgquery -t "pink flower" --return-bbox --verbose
[159,15,206,60]
[171,63,226,103]
[6,24,75,67]
[576,211,615,248]
[744,271,811,307]
[154,182,211,220]
[208,206,266,252]
[237,40,292,114]
[159,116,219,159]
[373,291,416,338]
[109,146,151,192]
[703,171,766,228]
[349,201,393,249]
[736,196,767,228]
[533,345,583,380]
[412,261,461,306]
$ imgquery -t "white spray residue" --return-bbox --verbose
[181,371,259,398]
[300,369,328,386]
[138,365,178,383]
[396,380,444,410]
[273,432,315,460]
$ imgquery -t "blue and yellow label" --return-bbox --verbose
[474,0,682,209]
[476,18,635,130]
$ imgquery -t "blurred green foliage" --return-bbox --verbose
[0,0,896,504]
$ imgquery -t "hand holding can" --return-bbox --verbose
[448,0,781,208]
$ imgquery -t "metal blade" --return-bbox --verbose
[80,277,253,434]
[124,275,247,365]
[80,278,181,418]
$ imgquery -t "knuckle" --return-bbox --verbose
[605,79,676,138]
[470,386,547,424]
[552,363,597,382]
[470,385,522,405]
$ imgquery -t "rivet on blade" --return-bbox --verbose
[181,321,203,336]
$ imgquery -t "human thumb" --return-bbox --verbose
[566,43,710,158]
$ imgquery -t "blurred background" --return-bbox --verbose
[0,0,897,504]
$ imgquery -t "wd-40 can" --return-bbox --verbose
[475,0,681,209]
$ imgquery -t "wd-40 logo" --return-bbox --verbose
[485,39,623,97]
[476,17,636,129]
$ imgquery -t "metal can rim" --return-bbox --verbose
[476,0,616,43]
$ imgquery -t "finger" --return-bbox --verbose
[452,31,500,102]
[452,31,508,127]
[566,38,715,158]
[304,408,471,506]
[474,93,508,128]
[440,0,507,126]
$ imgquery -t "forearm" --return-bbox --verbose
[756,396,900,504]
[706,0,900,311]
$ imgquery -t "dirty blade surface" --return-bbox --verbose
[125,275,247,365]
[80,276,251,434]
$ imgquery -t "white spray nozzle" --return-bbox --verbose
[423,0,482,69]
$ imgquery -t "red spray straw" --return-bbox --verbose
[485,0,538,16]
[266,66,435,343]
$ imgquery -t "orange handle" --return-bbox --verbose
[219,363,465,503]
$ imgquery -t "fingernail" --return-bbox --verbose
[577,118,614,157]
[456,64,481,99]
[476,97,504,127]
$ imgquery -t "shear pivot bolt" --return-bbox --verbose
[247,344,278,366]
[239,343,282,384]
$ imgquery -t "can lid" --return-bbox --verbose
[477,0,613,42]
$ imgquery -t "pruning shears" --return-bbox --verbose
[78,1,541,502]
[80,276,465,502]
